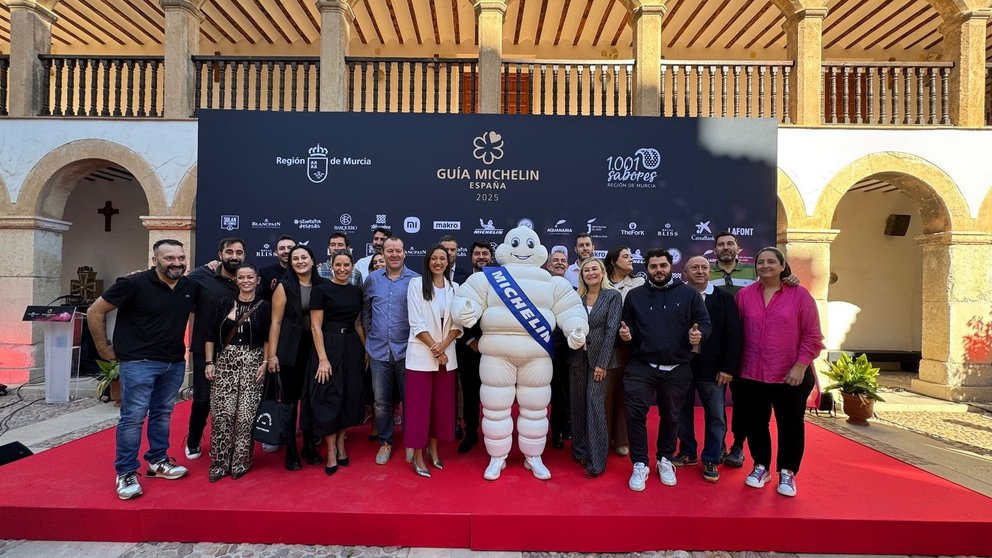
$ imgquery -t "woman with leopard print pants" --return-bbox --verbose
[204,262,271,482]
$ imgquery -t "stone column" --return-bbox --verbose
[940,9,992,128]
[0,217,70,384]
[7,0,56,117]
[318,0,354,112]
[141,216,196,265]
[630,3,667,116]
[778,228,838,338]
[473,0,507,114]
[783,7,827,126]
[161,0,202,118]
[912,232,992,402]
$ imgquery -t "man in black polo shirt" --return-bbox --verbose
[183,237,244,460]
[260,234,295,301]
[88,239,199,500]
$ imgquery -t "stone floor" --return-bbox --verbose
[1,378,990,557]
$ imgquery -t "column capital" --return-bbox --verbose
[0,216,71,233]
[915,231,992,247]
[631,4,668,17]
[939,8,992,34]
[790,7,828,21]
[6,0,58,23]
[473,0,508,16]
[140,215,196,231]
[160,0,204,19]
[316,0,355,19]
[777,228,839,244]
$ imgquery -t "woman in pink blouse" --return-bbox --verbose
[734,247,823,497]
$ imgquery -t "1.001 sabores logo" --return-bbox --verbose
[606,148,661,189]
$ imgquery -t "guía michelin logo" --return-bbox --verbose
[473,131,504,165]
[308,144,329,183]
[221,215,239,231]
[474,219,504,235]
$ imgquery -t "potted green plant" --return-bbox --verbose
[95,359,121,406]
[824,353,884,426]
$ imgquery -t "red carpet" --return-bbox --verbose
[1,401,991,554]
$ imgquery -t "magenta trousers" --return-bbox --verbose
[404,366,456,448]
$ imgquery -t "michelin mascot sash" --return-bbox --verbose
[452,226,588,481]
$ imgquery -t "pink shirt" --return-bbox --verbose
[735,282,824,384]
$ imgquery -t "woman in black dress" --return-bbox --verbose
[309,250,366,476]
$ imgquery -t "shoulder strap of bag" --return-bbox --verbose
[223,300,263,347]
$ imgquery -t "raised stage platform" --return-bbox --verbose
[1,401,990,555]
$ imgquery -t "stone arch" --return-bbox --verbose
[170,164,198,216]
[16,139,168,219]
[812,152,971,234]
[977,185,992,232]
[0,172,11,208]
[925,0,991,21]
[777,168,809,231]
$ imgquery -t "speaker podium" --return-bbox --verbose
[22,306,79,403]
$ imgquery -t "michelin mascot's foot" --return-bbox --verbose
[484,455,508,481]
[524,455,552,480]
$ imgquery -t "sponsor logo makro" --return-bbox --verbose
[221,215,239,231]
[434,220,462,230]
[251,219,281,229]
[546,219,573,236]
[620,221,646,236]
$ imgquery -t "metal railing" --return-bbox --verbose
[822,61,953,126]
[40,55,164,117]
[346,57,478,113]
[659,60,793,123]
[194,56,319,113]
[0,55,8,116]
[500,59,635,116]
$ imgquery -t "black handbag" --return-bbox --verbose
[252,373,293,445]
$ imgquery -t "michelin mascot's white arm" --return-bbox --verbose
[452,272,489,329]
[551,276,588,350]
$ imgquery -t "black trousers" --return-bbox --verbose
[549,344,571,437]
[734,369,815,474]
[455,342,482,437]
[728,379,746,448]
[187,352,210,448]
[623,360,692,466]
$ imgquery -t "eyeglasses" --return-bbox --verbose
[724,274,734,287]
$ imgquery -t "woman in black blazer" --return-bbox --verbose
[267,244,327,471]
[568,258,623,478]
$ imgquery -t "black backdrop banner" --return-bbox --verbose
[197,111,778,277]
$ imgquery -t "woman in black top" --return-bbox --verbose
[309,250,366,476]
[204,262,271,482]
[268,244,327,470]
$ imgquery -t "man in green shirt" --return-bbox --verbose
[708,232,757,295]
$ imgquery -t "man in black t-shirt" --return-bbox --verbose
[88,239,199,500]
[259,234,296,301]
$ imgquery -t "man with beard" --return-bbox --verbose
[454,241,493,453]
[564,233,595,288]
[619,248,710,491]
[87,239,199,500]
[545,246,572,448]
[260,234,296,301]
[318,232,363,285]
[183,237,245,460]
[355,227,392,280]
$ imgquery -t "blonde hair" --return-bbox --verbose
[577,258,613,296]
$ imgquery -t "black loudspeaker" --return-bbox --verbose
[884,214,911,236]
[0,441,33,467]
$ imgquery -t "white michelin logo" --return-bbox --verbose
[473,131,504,165]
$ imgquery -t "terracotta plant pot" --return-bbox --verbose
[841,392,874,426]
[110,378,122,407]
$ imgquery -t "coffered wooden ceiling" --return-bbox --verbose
[0,0,989,61]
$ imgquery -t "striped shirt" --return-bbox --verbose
[709,260,757,295]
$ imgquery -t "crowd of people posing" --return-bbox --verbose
[88,226,823,501]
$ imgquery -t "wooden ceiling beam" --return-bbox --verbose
[864,5,930,50]
[251,0,293,43]
[514,0,527,45]
[720,0,772,49]
[56,2,119,45]
[97,0,162,44]
[451,0,461,44]
[610,11,629,47]
[385,0,405,44]
[553,0,572,46]
[229,1,275,44]
[572,0,594,47]
[667,0,707,48]
[882,12,938,49]
[687,0,733,49]
[535,0,549,44]
[825,0,896,50]
[272,0,312,44]
[591,0,613,46]
[406,0,424,44]
[204,1,256,44]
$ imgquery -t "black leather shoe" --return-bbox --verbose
[552,432,565,449]
[455,423,464,440]
[457,433,478,454]
[285,447,302,471]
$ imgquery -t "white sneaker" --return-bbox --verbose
[261,443,279,453]
[146,457,188,480]
[184,444,201,460]
[115,472,142,500]
[745,464,771,488]
[777,469,797,497]
[628,462,649,492]
[523,455,552,480]
[483,455,507,481]
[657,457,677,486]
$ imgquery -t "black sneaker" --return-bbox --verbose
[723,445,745,468]
[702,462,720,483]
[671,453,697,467]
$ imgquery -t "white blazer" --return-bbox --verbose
[406,277,462,371]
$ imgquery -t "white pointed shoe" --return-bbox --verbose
[524,455,552,480]
[483,455,507,481]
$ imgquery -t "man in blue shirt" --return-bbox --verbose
[362,236,418,464]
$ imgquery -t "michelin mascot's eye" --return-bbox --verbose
[511,238,519,248]
[527,239,535,249]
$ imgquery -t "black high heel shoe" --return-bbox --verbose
[337,456,350,467]
[324,464,338,476]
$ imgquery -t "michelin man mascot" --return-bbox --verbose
[453,226,588,480]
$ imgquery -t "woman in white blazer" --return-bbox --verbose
[405,244,462,477]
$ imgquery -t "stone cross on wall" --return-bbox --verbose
[97,201,119,232]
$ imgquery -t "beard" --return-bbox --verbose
[649,273,671,287]
[222,259,242,274]
[158,262,186,280]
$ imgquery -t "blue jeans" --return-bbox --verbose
[676,377,727,464]
[115,360,186,476]
[370,357,406,445]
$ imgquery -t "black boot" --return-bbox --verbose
[300,429,321,465]
[285,406,302,471]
